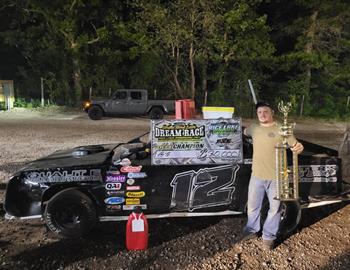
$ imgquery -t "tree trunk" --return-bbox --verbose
[304,11,318,99]
[189,42,196,100]
[72,55,82,104]
[173,45,183,98]
[202,50,208,106]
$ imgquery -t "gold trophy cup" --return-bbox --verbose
[275,101,299,201]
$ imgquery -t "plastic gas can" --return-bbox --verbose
[126,210,148,250]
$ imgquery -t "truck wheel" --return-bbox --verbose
[44,189,97,238]
[261,200,301,237]
[149,107,164,119]
[88,106,103,120]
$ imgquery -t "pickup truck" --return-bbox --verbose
[83,89,175,120]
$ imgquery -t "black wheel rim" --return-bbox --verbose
[52,203,83,230]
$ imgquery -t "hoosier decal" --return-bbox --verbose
[106,174,126,182]
[170,164,239,212]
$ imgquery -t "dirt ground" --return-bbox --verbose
[0,109,349,270]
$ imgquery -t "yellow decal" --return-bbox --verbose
[126,191,146,198]
[125,198,140,205]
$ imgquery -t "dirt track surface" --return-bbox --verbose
[0,109,349,270]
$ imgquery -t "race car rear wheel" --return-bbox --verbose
[44,189,97,238]
[261,200,301,237]
[88,106,103,120]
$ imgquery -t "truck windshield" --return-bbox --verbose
[114,91,127,99]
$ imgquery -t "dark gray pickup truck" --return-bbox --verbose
[83,89,175,120]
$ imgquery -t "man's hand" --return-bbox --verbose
[291,142,304,155]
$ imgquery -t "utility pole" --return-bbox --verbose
[41,77,44,106]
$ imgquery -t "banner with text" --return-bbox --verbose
[151,118,243,165]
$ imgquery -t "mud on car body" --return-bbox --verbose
[4,131,350,238]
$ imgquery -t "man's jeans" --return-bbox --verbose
[244,176,281,241]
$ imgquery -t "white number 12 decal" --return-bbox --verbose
[170,164,239,212]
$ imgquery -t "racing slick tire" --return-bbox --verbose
[88,106,103,120]
[261,200,301,237]
[44,189,97,238]
[148,107,164,119]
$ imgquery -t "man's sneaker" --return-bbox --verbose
[241,231,258,242]
[262,239,275,250]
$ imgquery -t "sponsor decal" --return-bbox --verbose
[105,182,122,190]
[216,138,232,144]
[106,205,122,212]
[106,190,125,196]
[112,158,131,166]
[107,170,120,175]
[154,122,205,140]
[170,164,239,212]
[120,166,142,173]
[298,165,338,183]
[128,172,147,179]
[127,178,135,185]
[122,204,147,210]
[207,122,240,136]
[243,159,252,164]
[104,197,125,205]
[125,198,141,205]
[24,169,102,183]
[120,158,131,166]
[106,174,126,182]
[126,191,145,198]
[126,185,141,191]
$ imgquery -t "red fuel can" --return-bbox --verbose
[126,212,149,250]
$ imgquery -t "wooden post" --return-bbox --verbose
[204,90,208,106]
[41,77,44,107]
[346,96,350,109]
[299,95,305,117]
[154,89,157,99]
[89,87,92,100]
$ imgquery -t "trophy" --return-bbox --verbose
[275,101,299,201]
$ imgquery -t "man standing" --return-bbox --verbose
[243,101,304,250]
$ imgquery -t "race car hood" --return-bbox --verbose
[21,143,120,171]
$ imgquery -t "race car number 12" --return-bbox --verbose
[170,164,239,212]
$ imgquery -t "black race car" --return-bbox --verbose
[4,131,350,238]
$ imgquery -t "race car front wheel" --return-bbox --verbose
[44,189,97,238]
